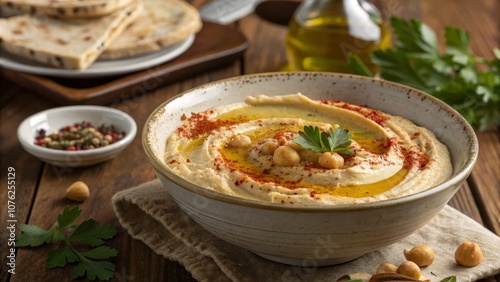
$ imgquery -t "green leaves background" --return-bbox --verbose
[348,17,500,130]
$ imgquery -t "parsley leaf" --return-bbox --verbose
[348,17,500,130]
[16,206,118,281]
[58,206,81,230]
[69,219,117,247]
[16,224,58,247]
[70,256,116,281]
[440,276,457,282]
[293,126,354,155]
[47,245,79,268]
[295,125,324,152]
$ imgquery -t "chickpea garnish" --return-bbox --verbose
[403,244,435,267]
[397,261,421,279]
[228,134,252,147]
[455,241,483,267]
[261,140,278,155]
[318,152,344,169]
[273,146,300,167]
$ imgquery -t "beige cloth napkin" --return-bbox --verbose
[112,179,500,282]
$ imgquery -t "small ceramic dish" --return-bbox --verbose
[18,105,137,167]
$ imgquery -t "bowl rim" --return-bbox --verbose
[143,71,479,212]
[18,105,137,157]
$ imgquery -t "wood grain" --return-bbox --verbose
[0,22,247,105]
[422,0,500,236]
[1,1,499,281]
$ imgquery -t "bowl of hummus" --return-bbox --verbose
[143,72,478,266]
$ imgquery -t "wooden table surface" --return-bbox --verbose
[1,0,498,281]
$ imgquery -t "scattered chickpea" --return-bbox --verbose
[261,140,278,155]
[273,146,300,167]
[66,181,90,202]
[318,152,344,169]
[376,262,398,273]
[455,241,483,267]
[403,244,435,267]
[228,134,252,147]
[397,261,421,279]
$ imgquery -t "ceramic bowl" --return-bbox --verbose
[18,105,137,167]
[143,72,478,266]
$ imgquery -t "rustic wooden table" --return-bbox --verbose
[1,0,498,281]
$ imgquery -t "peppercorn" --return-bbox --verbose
[34,121,126,151]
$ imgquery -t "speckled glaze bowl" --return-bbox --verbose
[143,72,478,266]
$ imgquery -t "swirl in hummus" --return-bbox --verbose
[165,93,452,205]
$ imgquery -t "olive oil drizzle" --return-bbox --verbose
[180,105,406,198]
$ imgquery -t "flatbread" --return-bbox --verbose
[0,0,134,18]
[0,0,143,70]
[99,0,201,60]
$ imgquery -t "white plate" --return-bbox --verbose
[0,35,194,79]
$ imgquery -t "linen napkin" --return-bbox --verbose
[112,179,500,282]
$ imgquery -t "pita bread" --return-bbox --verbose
[0,0,135,18]
[0,0,143,70]
[99,0,201,60]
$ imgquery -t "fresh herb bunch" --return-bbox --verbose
[348,17,500,131]
[293,125,354,155]
[16,206,118,281]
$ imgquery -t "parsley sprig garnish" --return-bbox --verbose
[16,206,118,281]
[348,17,500,131]
[293,125,354,155]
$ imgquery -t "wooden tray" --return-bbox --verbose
[0,22,247,105]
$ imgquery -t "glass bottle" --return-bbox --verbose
[285,0,391,74]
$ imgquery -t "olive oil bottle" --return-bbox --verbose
[286,0,391,73]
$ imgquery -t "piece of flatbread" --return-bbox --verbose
[0,0,135,18]
[99,0,201,60]
[0,0,143,70]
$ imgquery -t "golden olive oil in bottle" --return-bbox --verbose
[286,0,391,73]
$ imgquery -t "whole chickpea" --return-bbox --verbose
[277,136,288,146]
[261,140,278,155]
[455,241,483,267]
[397,261,421,279]
[228,134,252,147]
[403,244,435,267]
[318,152,344,169]
[376,262,398,273]
[273,146,300,167]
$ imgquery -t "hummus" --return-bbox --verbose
[165,94,452,205]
